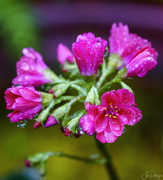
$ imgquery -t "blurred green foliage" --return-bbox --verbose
[0,0,39,60]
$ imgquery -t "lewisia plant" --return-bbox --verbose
[4,22,157,179]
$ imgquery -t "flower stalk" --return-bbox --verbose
[94,136,119,180]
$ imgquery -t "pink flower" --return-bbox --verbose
[109,22,157,77]
[12,48,54,87]
[4,86,43,123]
[79,89,142,143]
[57,43,74,66]
[72,32,108,76]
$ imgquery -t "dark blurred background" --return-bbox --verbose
[0,0,163,180]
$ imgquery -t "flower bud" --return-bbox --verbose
[44,115,59,128]
[33,121,42,129]
[72,32,108,76]
[64,111,85,137]
[24,159,31,167]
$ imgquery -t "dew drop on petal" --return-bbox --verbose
[20,62,30,71]
[123,126,127,133]
[17,120,27,128]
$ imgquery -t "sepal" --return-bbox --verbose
[50,103,69,121]
[85,86,100,106]
[40,92,53,108]
[120,81,134,93]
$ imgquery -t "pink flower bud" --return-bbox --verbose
[72,32,108,76]
[24,159,31,167]
[64,126,72,136]
[33,121,42,129]
[44,115,59,128]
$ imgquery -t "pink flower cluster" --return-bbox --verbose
[4,22,157,144]
[79,89,142,143]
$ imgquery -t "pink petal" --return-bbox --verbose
[57,43,74,65]
[118,106,142,125]
[94,112,108,133]
[8,104,42,123]
[18,87,42,102]
[101,90,121,105]
[79,114,95,136]
[104,123,118,143]
[109,22,129,55]
[126,47,157,77]
[96,132,107,143]
[116,89,135,105]
[109,118,124,136]
[13,97,39,110]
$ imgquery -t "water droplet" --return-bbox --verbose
[20,62,30,71]
[17,120,27,128]
[14,84,21,87]
[123,127,127,133]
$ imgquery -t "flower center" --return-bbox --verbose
[104,103,119,118]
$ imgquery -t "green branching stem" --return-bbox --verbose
[53,96,76,106]
[71,84,87,96]
[51,152,106,164]
[29,151,106,166]
[62,95,86,126]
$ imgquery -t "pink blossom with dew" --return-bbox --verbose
[4,86,43,123]
[79,89,142,143]
[12,48,53,87]
[57,43,74,66]
[109,22,151,63]
[72,32,108,76]
[109,22,157,77]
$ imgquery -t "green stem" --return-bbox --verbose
[96,67,114,89]
[53,152,106,164]
[71,84,87,96]
[98,77,118,95]
[94,136,119,180]
[53,96,76,106]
